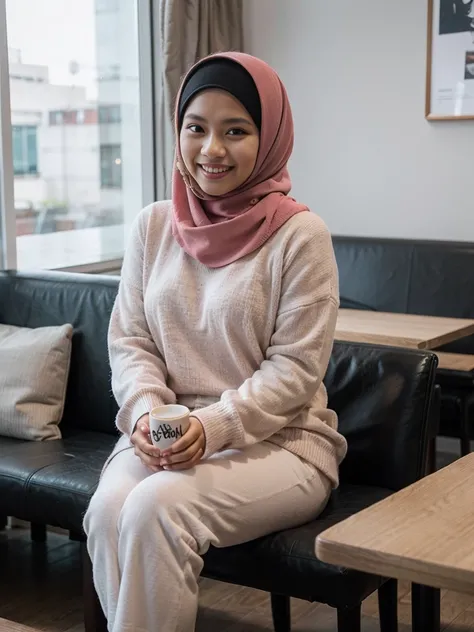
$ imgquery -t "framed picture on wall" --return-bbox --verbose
[426,0,474,119]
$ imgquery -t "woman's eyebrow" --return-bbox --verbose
[221,117,253,125]
[184,113,207,122]
[184,113,252,126]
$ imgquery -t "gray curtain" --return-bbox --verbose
[156,0,243,198]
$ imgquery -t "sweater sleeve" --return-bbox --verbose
[108,206,176,437]
[193,225,339,458]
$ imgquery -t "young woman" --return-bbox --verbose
[84,51,347,632]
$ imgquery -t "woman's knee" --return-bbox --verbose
[118,473,198,536]
[84,481,130,539]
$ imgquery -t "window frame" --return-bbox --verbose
[0,0,16,269]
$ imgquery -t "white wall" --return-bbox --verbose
[243,0,474,241]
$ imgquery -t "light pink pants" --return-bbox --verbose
[83,438,331,632]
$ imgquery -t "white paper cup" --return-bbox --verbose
[149,404,190,451]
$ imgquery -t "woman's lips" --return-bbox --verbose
[198,164,234,180]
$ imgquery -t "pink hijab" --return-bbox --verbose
[171,52,308,268]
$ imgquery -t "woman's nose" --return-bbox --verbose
[201,134,226,158]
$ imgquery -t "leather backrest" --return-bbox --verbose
[324,341,437,491]
[0,271,119,435]
[333,235,474,353]
[407,242,474,353]
[0,271,438,479]
[333,236,413,313]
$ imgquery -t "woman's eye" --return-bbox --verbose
[227,128,247,136]
[187,124,204,133]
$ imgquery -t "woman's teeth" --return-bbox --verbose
[201,165,231,173]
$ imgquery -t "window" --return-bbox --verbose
[100,145,122,189]
[2,0,149,270]
[49,108,98,125]
[12,125,38,175]
[49,111,63,126]
[98,105,121,123]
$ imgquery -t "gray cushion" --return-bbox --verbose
[0,323,73,440]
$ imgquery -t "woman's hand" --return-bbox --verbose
[130,414,162,473]
[159,416,206,471]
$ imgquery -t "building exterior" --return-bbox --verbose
[8,0,141,239]
[9,45,123,235]
[94,0,142,227]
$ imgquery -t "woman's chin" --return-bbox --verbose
[196,175,236,197]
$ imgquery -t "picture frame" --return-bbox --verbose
[426,0,474,120]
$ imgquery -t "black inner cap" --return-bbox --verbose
[178,58,261,131]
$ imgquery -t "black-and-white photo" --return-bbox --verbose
[465,51,474,78]
[439,0,474,35]
[427,0,474,118]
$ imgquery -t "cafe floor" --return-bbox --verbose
[0,442,471,632]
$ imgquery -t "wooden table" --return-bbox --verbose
[0,619,40,632]
[435,351,474,372]
[316,452,474,629]
[336,309,474,350]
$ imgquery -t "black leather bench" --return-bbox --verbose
[0,270,438,632]
[334,235,474,453]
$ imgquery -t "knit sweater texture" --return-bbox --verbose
[108,201,347,486]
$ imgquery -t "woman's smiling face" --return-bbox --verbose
[179,89,260,196]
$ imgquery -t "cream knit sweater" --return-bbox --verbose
[108,201,347,486]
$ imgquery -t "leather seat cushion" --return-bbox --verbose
[0,430,117,533]
[203,484,392,609]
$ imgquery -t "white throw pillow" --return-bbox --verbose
[0,323,73,440]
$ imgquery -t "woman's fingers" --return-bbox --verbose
[165,425,200,454]
[134,444,162,471]
[131,422,162,471]
[131,416,205,472]
[163,417,204,456]
[158,417,205,470]
[161,436,203,466]
[132,422,157,451]
[163,449,204,471]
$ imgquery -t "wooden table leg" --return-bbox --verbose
[412,584,440,632]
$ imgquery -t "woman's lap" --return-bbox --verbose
[86,439,331,548]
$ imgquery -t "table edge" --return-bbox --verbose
[336,316,474,351]
[316,536,474,594]
[335,330,422,348]
[423,323,474,350]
